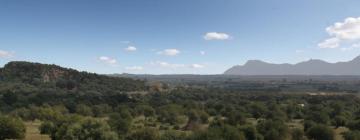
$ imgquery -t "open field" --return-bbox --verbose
[24,121,50,140]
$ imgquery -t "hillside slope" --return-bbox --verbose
[0,61,146,92]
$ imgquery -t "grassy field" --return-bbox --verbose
[24,121,51,140]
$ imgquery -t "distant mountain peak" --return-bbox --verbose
[224,55,360,75]
[244,60,268,65]
[352,55,360,62]
[297,59,328,65]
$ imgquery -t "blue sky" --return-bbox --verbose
[1,0,360,74]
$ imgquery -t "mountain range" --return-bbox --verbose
[224,55,360,75]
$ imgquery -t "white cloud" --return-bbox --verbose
[319,17,360,49]
[125,46,137,52]
[0,50,14,58]
[98,56,117,65]
[151,61,185,68]
[326,17,360,40]
[157,49,180,56]
[204,32,231,40]
[318,37,340,49]
[190,64,205,68]
[125,66,143,71]
[200,51,206,55]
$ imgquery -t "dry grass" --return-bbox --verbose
[24,121,51,140]
[334,127,349,140]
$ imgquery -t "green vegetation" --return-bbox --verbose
[0,115,26,140]
[1,61,360,140]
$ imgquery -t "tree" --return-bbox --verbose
[187,109,209,124]
[108,112,132,135]
[2,91,18,105]
[306,124,334,140]
[330,101,345,117]
[257,120,289,140]
[291,128,305,140]
[189,125,246,140]
[333,115,347,128]
[135,105,155,117]
[285,102,303,120]
[306,111,330,125]
[40,121,56,136]
[76,104,93,116]
[127,128,159,140]
[343,130,360,140]
[93,104,113,117]
[265,103,287,121]
[54,117,118,140]
[160,130,186,140]
[9,107,32,121]
[226,111,246,126]
[250,103,268,119]
[304,120,316,132]
[238,125,263,140]
[56,78,77,90]
[157,104,185,125]
[347,120,360,131]
[0,116,26,140]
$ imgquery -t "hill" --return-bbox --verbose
[0,61,146,92]
[224,55,360,75]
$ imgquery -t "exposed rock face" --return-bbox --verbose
[42,68,67,82]
[0,61,76,83]
[224,56,360,75]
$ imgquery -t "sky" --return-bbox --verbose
[1,0,360,74]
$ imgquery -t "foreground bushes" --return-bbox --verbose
[40,115,118,140]
[0,115,26,140]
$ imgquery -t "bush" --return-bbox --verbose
[189,125,246,140]
[160,130,186,140]
[108,112,132,135]
[343,130,360,140]
[127,128,159,140]
[239,125,263,140]
[333,115,347,128]
[75,104,93,116]
[40,121,55,135]
[306,124,334,140]
[0,116,26,140]
[54,117,118,140]
[257,120,289,140]
[291,128,305,140]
